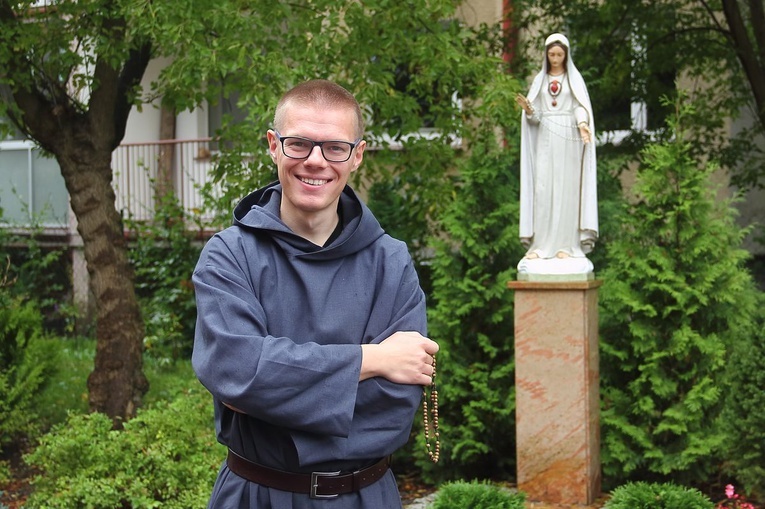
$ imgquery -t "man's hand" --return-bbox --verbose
[361,331,439,386]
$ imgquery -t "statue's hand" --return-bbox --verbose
[515,93,533,115]
[578,122,592,144]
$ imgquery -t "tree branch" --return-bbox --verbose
[698,0,730,34]
[721,0,765,126]
[750,0,765,73]
[0,1,67,152]
[87,12,151,151]
[113,42,152,146]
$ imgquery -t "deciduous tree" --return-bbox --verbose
[0,0,515,423]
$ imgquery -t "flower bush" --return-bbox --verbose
[716,484,757,509]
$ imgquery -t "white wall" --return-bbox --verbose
[122,57,209,143]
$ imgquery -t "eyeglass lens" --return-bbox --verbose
[281,137,354,162]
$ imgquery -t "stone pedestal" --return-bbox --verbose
[507,280,601,505]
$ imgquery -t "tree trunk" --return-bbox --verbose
[156,104,177,204]
[0,3,153,425]
[722,0,765,131]
[58,149,149,425]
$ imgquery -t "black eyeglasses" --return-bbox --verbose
[274,131,361,163]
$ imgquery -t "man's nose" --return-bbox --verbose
[305,144,326,163]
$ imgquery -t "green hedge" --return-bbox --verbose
[605,481,713,509]
[598,100,758,485]
[0,293,60,448]
[719,294,765,500]
[24,388,224,509]
[429,480,525,509]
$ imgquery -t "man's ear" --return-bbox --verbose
[266,130,278,163]
[351,139,366,172]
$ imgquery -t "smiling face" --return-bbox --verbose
[266,102,365,232]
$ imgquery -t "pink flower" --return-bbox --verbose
[717,484,759,509]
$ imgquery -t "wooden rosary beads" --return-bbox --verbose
[423,355,440,463]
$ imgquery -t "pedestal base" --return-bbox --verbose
[508,280,601,505]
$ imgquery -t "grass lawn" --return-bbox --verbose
[37,338,200,431]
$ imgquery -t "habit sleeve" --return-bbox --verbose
[192,236,362,438]
[192,231,426,464]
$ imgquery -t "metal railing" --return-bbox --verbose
[111,138,220,222]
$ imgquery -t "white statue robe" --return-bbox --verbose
[519,62,598,261]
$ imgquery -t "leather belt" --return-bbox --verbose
[226,449,391,499]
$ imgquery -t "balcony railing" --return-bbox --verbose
[112,138,220,223]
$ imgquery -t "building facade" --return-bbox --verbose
[1,0,763,320]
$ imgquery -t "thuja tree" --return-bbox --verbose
[719,292,765,499]
[598,99,758,486]
[422,73,526,482]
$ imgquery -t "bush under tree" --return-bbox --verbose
[0,265,60,450]
[23,387,223,509]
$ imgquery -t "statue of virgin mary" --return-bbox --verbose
[516,33,598,279]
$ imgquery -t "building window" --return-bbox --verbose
[0,140,68,227]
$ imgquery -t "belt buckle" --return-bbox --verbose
[310,470,342,499]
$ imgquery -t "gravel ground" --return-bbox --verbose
[403,492,438,508]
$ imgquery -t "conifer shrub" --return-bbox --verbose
[24,387,224,509]
[430,480,525,509]
[604,481,714,509]
[719,293,765,500]
[423,80,524,482]
[598,99,758,485]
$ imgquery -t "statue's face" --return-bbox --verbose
[546,44,567,72]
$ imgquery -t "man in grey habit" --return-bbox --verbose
[192,79,439,508]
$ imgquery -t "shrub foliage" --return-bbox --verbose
[24,388,224,509]
[605,481,714,509]
[719,293,765,500]
[0,269,60,448]
[126,192,203,362]
[430,480,526,509]
[423,76,525,482]
[598,99,758,484]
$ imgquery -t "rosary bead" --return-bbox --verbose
[422,355,440,463]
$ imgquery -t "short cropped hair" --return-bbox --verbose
[273,80,365,139]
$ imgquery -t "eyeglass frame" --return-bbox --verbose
[273,130,362,163]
